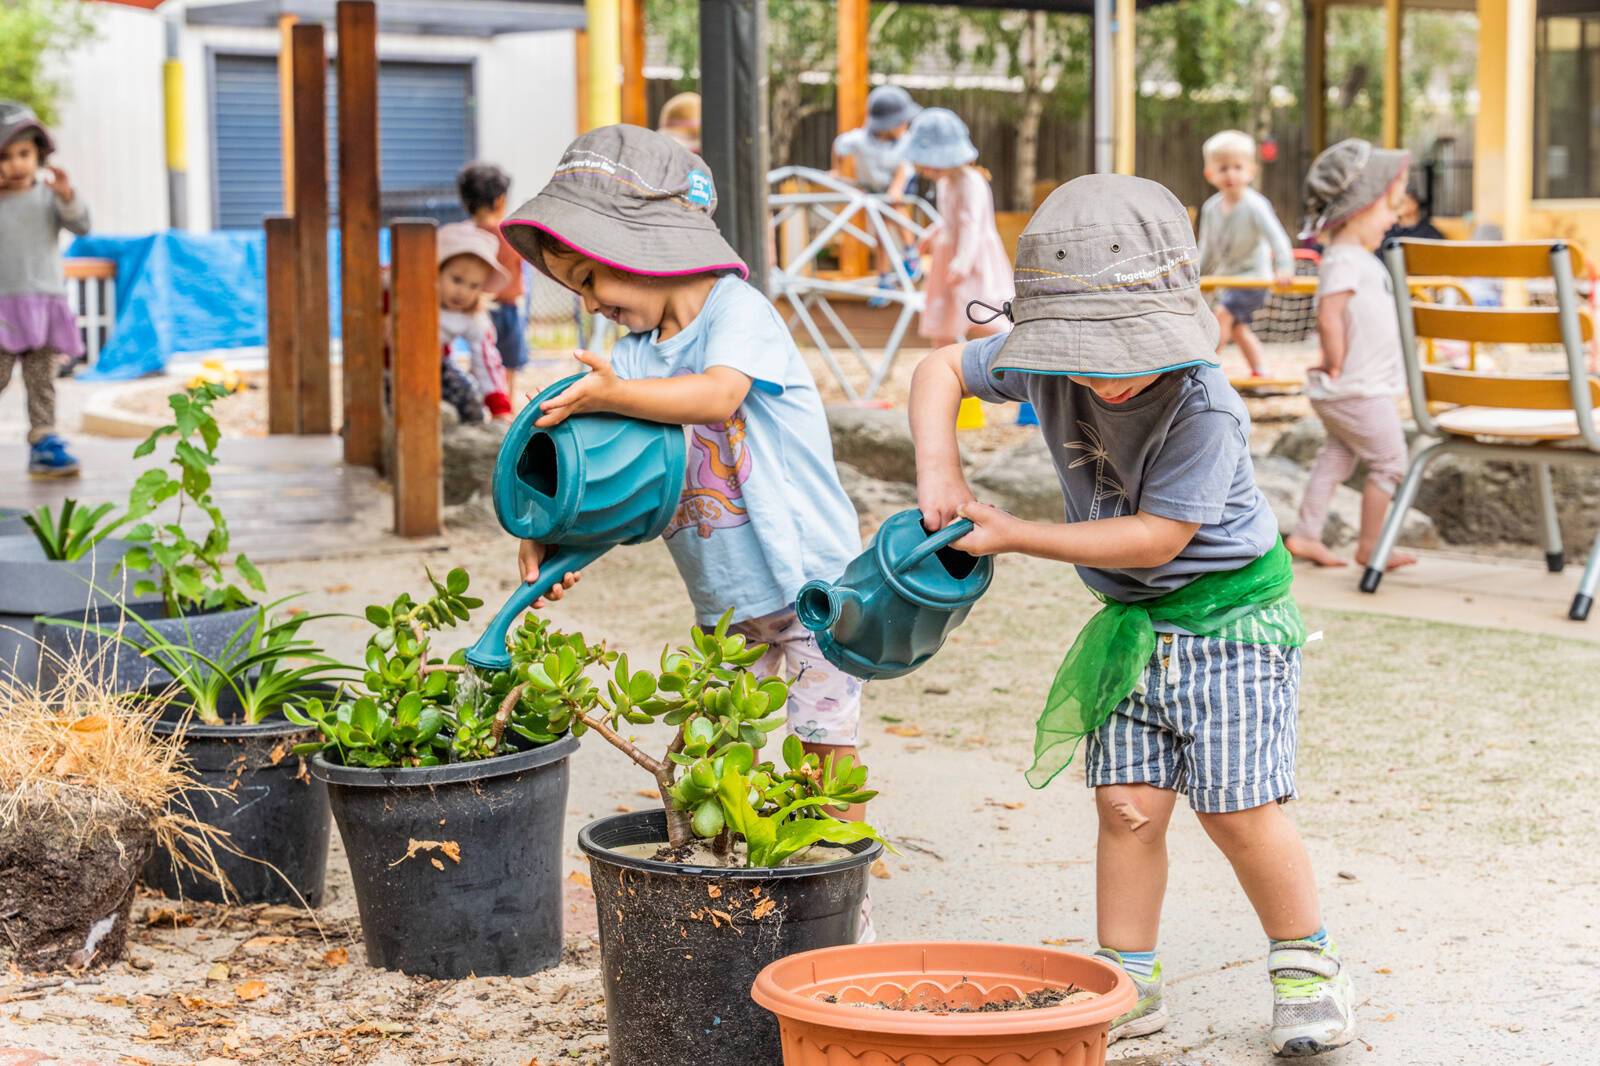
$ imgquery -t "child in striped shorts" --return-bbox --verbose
[909,173,1355,1058]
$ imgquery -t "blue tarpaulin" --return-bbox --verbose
[68,229,370,380]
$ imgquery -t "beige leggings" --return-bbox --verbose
[0,348,57,444]
[1291,394,1408,544]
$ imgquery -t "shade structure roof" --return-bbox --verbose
[892,0,1179,11]
[184,0,585,37]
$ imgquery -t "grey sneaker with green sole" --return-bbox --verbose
[1269,939,1357,1057]
[1094,948,1169,1043]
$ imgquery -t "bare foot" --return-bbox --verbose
[1356,548,1417,571]
[1285,534,1349,568]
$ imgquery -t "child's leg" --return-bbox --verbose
[20,348,59,444]
[1342,398,1413,569]
[1095,784,1178,949]
[1286,410,1359,567]
[1234,324,1268,377]
[441,361,484,423]
[1212,304,1235,353]
[1194,802,1321,939]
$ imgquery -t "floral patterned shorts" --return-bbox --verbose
[730,606,864,746]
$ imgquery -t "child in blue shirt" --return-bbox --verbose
[500,125,867,770]
[908,174,1356,1057]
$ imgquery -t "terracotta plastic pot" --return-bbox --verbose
[751,941,1136,1066]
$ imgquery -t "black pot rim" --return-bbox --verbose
[142,682,341,737]
[311,732,579,788]
[579,808,884,880]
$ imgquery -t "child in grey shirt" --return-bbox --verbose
[0,103,87,477]
[909,173,1355,1058]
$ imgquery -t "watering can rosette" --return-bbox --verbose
[465,374,688,671]
[796,509,994,681]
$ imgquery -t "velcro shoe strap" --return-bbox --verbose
[1268,947,1340,978]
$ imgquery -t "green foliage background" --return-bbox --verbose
[0,0,99,125]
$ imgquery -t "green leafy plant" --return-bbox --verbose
[21,498,132,562]
[285,569,608,768]
[122,384,265,618]
[574,610,886,866]
[48,596,351,726]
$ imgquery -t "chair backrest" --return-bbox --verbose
[1384,238,1600,450]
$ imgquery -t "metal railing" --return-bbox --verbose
[64,257,116,366]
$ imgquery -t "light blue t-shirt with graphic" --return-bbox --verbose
[610,276,862,625]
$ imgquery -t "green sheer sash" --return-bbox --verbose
[1026,540,1306,789]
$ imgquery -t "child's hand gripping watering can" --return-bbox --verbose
[465,374,687,671]
[795,509,994,681]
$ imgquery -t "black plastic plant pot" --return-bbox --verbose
[578,809,882,1066]
[312,734,579,979]
[142,689,332,907]
[37,600,258,695]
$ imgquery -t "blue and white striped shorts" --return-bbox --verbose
[1084,626,1302,813]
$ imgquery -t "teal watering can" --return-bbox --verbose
[465,374,687,671]
[795,509,993,681]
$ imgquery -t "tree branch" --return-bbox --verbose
[578,711,664,777]
[491,683,525,747]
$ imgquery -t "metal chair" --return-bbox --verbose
[1364,238,1600,620]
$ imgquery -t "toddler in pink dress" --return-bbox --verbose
[905,108,1014,346]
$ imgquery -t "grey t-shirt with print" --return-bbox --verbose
[962,333,1279,603]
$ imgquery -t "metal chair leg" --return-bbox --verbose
[1534,462,1565,572]
[1361,440,1449,594]
[1571,531,1599,621]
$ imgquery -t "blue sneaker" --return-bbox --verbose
[28,434,80,478]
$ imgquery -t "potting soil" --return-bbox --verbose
[611,839,856,868]
[822,983,1098,1013]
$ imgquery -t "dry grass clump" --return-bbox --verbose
[0,661,226,878]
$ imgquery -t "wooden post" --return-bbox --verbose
[278,14,298,212]
[265,216,299,435]
[337,0,382,468]
[575,29,590,132]
[390,220,442,538]
[1304,0,1326,158]
[1113,0,1136,175]
[1382,0,1403,149]
[586,0,621,129]
[621,0,648,128]
[837,0,869,276]
[291,23,332,435]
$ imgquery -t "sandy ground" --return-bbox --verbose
[3,526,1597,1065]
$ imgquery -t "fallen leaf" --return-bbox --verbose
[268,741,290,766]
[1041,936,1085,946]
[323,583,352,594]
[870,859,891,880]
[241,935,292,954]
[1336,871,1359,882]
[430,858,444,871]
[922,684,950,695]
[234,980,268,1002]
[614,805,632,813]
[206,961,230,983]
[751,898,776,920]
[286,607,307,618]
[388,838,462,868]
[322,947,349,967]
[1379,1012,1396,1022]
[707,884,722,899]
[1417,801,1434,811]
[636,788,660,800]
[885,724,923,738]
[568,870,591,888]
[146,1021,172,1040]
[144,908,195,928]
[1001,801,1025,810]
[1375,967,1392,974]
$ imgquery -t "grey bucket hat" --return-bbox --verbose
[988,174,1220,379]
[0,101,54,157]
[1301,138,1410,238]
[903,108,978,170]
[865,85,920,135]
[501,124,747,280]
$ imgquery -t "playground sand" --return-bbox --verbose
[4,530,1595,1064]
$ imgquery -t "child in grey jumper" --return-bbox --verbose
[1198,129,1295,379]
[909,174,1356,1058]
[0,102,86,477]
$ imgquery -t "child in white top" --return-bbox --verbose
[1286,139,1415,570]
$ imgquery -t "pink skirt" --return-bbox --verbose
[0,293,83,357]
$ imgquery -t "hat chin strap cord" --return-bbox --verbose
[966,299,1012,326]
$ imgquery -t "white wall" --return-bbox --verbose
[51,12,578,236]
[51,4,169,236]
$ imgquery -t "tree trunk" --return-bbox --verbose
[769,74,804,166]
[1011,11,1050,212]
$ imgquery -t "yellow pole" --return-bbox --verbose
[1474,0,1535,244]
[278,14,298,212]
[163,60,186,171]
[585,0,621,131]
[1113,0,1136,175]
[1382,0,1402,149]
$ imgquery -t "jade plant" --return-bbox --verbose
[285,568,607,767]
[569,611,885,866]
[122,383,265,617]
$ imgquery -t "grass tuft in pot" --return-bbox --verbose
[19,498,134,561]
[576,609,887,865]
[0,665,227,971]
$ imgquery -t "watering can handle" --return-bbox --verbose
[893,518,976,576]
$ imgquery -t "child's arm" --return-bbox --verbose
[1257,199,1296,285]
[1317,290,1352,377]
[949,501,1201,571]
[908,343,978,531]
[47,167,90,235]
[534,349,752,428]
[886,161,915,204]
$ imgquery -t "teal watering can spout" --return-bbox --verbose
[464,374,687,673]
[797,510,994,681]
